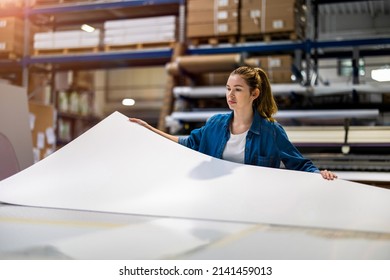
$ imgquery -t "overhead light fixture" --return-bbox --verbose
[371,67,390,82]
[81,24,95,33]
[122,98,135,106]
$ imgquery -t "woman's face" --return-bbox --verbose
[226,74,257,111]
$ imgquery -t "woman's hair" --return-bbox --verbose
[230,66,278,122]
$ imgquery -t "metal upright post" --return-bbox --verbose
[22,0,30,88]
[352,47,360,85]
[178,0,186,43]
[304,0,313,86]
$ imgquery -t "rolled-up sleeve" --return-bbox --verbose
[276,124,320,173]
[178,126,204,151]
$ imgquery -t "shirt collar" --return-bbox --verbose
[225,110,263,135]
[223,112,233,131]
[249,110,262,135]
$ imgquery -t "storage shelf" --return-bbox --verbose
[187,37,390,56]
[28,0,184,14]
[27,0,184,25]
[24,48,173,70]
[173,83,390,99]
[168,109,380,123]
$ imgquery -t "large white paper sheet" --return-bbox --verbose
[1,205,388,260]
[0,112,389,234]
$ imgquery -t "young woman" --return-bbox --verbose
[130,66,337,180]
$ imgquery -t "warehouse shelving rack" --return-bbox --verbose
[0,0,186,85]
[1,0,389,119]
[0,0,187,147]
[1,0,389,86]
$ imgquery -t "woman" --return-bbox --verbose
[130,66,337,180]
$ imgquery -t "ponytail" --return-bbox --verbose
[253,67,278,122]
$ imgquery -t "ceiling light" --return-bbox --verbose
[122,98,135,106]
[81,24,95,33]
[371,68,390,82]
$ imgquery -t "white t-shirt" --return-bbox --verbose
[222,130,248,164]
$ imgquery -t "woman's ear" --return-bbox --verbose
[251,88,260,99]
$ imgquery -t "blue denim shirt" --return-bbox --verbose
[178,111,319,173]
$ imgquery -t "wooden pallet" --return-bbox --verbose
[239,31,300,43]
[104,41,175,52]
[34,0,90,5]
[33,46,99,56]
[188,35,238,46]
[0,51,21,60]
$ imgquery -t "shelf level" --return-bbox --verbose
[23,48,173,70]
[26,0,184,26]
[28,0,185,14]
[187,38,390,56]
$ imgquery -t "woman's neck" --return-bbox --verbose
[231,109,253,134]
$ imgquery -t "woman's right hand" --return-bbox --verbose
[128,117,179,143]
[129,118,149,128]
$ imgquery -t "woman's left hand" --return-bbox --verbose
[320,170,338,180]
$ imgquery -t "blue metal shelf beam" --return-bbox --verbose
[314,38,390,48]
[187,38,390,56]
[187,41,306,55]
[24,49,173,65]
[2,37,388,67]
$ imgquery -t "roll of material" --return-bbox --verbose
[175,53,242,73]
[165,62,180,76]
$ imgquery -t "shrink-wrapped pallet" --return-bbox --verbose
[33,30,100,51]
[103,16,176,48]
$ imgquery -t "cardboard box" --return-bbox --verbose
[241,20,261,35]
[241,0,262,9]
[187,0,240,38]
[240,7,262,35]
[195,72,231,86]
[246,55,293,83]
[0,18,24,38]
[187,8,238,25]
[0,18,24,55]
[267,69,292,83]
[0,17,38,55]
[28,102,56,162]
[264,1,296,33]
[187,0,239,11]
[187,21,238,37]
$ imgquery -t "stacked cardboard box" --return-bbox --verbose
[187,0,239,38]
[29,102,56,162]
[0,17,24,56]
[240,0,302,38]
[240,0,262,35]
[245,55,293,83]
[104,16,176,47]
[264,0,296,34]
